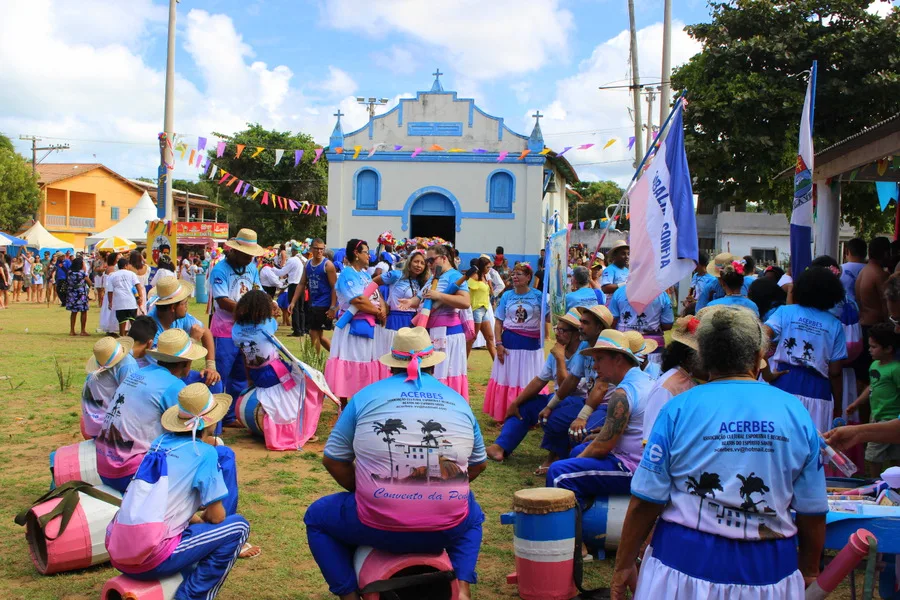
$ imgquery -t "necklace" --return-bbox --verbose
[708,373,756,382]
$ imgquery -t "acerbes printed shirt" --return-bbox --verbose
[81,354,140,439]
[209,259,260,337]
[381,270,425,312]
[147,305,202,344]
[496,288,543,338]
[765,305,847,378]
[324,374,486,532]
[232,317,279,367]
[565,287,599,313]
[634,381,828,541]
[601,264,629,288]
[706,295,760,317]
[95,364,185,478]
[610,286,673,333]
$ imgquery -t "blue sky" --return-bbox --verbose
[0,0,893,186]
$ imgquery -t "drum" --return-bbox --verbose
[101,573,183,600]
[501,488,578,600]
[50,439,102,487]
[24,485,121,574]
[234,388,264,437]
[581,495,631,559]
[354,546,459,600]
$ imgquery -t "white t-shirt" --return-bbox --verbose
[149,268,176,289]
[107,269,141,311]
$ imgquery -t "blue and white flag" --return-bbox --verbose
[626,99,698,312]
[791,61,817,277]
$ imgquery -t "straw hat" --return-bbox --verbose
[224,228,266,257]
[580,329,640,365]
[161,383,232,434]
[706,252,736,277]
[558,308,582,330]
[670,316,701,351]
[608,239,629,256]
[379,327,446,371]
[147,329,207,363]
[576,304,614,330]
[623,330,659,357]
[86,336,135,374]
[149,276,194,306]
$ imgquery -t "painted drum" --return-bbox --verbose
[25,485,122,575]
[501,488,578,600]
[234,387,265,437]
[101,573,184,600]
[354,546,459,600]
[581,495,631,559]
[50,439,102,487]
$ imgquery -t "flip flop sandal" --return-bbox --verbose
[239,543,261,559]
[534,465,550,476]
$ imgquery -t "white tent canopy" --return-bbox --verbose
[20,221,74,252]
[86,191,156,246]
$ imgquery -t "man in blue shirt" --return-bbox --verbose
[696,253,750,311]
[601,240,629,298]
[305,327,487,600]
[55,252,72,306]
[566,266,599,312]
[209,229,264,421]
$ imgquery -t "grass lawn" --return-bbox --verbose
[0,300,865,599]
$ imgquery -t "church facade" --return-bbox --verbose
[325,71,576,266]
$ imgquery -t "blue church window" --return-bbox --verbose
[355,168,380,210]
[488,170,514,213]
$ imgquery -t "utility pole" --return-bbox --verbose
[19,135,70,179]
[644,88,656,153]
[158,0,178,220]
[356,97,390,119]
[659,0,673,128]
[627,0,643,169]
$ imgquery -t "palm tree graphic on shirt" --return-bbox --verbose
[737,472,771,512]
[419,419,447,485]
[784,337,797,357]
[801,341,814,362]
[687,471,723,529]
[373,418,406,483]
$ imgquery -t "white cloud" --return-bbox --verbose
[536,21,701,186]
[372,46,417,75]
[319,0,574,80]
[510,82,532,104]
[319,66,358,97]
[867,0,897,17]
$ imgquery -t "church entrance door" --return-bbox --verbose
[410,193,456,245]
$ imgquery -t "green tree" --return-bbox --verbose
[204,124,327,245]
[0,135,40,232]
[568,180,625,224]
[672,0,900,236]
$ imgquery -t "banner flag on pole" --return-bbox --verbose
[626,98,699,312]
[790,61,817,278]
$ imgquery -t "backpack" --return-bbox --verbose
[105,440,187,568]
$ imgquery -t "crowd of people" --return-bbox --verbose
[21,223,900,600]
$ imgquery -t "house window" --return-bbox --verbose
[111,207,120,220]
[487,170,514,213]
[355,168,380,210]
[751,248,777,265]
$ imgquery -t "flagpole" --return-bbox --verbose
[591,90,687,261]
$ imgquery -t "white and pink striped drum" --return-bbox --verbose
[50,439,102,487]
[354,546,459,600]
[234,388,265,437]
[24,484,121,574]
[101,573,183,600]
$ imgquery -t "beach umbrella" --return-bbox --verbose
[0,232,27,247]
[95,236,137,253]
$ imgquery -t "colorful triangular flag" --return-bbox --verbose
[274,149,285,165]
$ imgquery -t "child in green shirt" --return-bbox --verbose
[848,323,900,477]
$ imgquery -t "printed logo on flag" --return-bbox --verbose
[793,155,813,211]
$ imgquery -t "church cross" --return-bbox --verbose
[334,109,344,121]
[433,68,443,81]
[533,110,543,124]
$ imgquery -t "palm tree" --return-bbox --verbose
[784,337,797,356]
[686,471,723,529]
[737,472,770,513]
[372,418,406,482]
[418,419,446,484]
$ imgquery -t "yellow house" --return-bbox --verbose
[35,163,145,250]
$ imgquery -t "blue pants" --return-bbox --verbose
[182,371,225,435]
[215,337,247,423]
[540,395,586,459]
[546,455,633,506]
[304,492,485,596]
[494,393,552,455]
[128,514,250,600]
[101,447,240,509]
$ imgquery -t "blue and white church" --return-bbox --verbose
[325,70,577,265]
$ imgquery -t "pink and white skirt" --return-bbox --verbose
[483,331,544,422]
[428,325,469,399]
[325,325,389,399]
